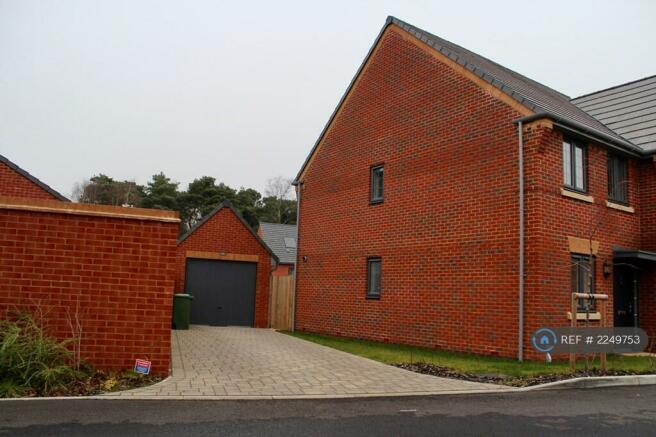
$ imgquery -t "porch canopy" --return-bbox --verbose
[614,248,656,263]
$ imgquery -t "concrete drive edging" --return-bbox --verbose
[521,374,656,391]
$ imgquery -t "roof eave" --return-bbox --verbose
[514,113,646,158]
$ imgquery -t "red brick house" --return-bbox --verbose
[175,201,278,327]
[0,155,178,375]
[293,16,656,360]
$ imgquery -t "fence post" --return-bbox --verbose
[570,293,577,370]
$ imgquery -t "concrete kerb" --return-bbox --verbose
[518,374,656,391]
[1,374,655,401]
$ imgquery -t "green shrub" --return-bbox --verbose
[0,312,75,396]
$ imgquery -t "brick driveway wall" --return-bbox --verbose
[0,197,179,375]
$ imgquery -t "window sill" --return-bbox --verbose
[567,311,601,321]
[366,295,381,300]
[369,199,384,206]
[606,201,634,214]
[561,188,594,204]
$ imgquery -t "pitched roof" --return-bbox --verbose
[572,75,656,153]
[177,200,279,262]
[295,16,650,183]
[258,222,297,264]
[0,154,69,201]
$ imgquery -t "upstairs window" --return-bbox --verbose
[571,254,595,312]
[367,257,381,299]
[608,153,628,204]
[563,139,586,192]
[370,165,384,203]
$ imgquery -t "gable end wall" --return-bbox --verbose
[295,26,525,357]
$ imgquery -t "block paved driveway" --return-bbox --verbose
[109,326,508,399]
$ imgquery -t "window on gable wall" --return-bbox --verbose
[367,257,381,299]
[563,139,587,193]
[370,165,384,203]
[608,153,628,204]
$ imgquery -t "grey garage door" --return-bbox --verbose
[184,259,257,326]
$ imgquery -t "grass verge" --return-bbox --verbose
[282,330,656,377]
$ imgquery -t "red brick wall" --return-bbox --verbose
[639,158,656,337]
[640,158,656,251]
[295,27,524,357]
[0,200,178,375]
[175,207,272,327]
[522,124,643,358]
[640,271,656,339]
[272,264,292,276]
[295,24,654,360]
[0,161,63,200]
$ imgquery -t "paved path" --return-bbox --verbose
[109,326,507,399]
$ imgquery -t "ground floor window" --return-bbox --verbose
[571,254,595,311]
[367,257,381,299]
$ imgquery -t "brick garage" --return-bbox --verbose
[0,197,179,375]
[175,201,277,327]
[293,17,656,360]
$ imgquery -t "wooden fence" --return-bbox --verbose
[269,275,294,330]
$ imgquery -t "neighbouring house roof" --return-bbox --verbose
[572,76,656,153]
[177,200,279,262]
[295,17,651,183]
[0,154,69,201]
[258,222,297,265]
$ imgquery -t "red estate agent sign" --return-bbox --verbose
[134,359,151,375]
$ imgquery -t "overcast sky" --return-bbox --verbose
[1,0,655,199]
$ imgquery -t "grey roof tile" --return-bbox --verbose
[572,75,656,152]
[258,222,297,265]
[387,17,632,147]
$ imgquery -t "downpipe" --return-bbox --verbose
[291,182,302,332]
[517,121,525,362]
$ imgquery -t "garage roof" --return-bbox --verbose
[177,200,279,262]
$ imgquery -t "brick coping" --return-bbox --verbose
[0,196,179,223]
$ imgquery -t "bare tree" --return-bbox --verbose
[265,176,292,200]
[264,176,293,223]
[72,179,89,202]
[65,298,86,371]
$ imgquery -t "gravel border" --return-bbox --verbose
[394,362,656,387]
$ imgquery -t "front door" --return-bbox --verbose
[613,265,638,327]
